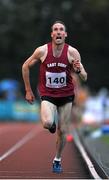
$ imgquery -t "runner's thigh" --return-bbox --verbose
[41,100,57,125]
[58,102,72,130]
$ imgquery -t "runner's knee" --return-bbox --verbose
[42,120,52,129]
[57,128,67,136]
[58,124,69,136]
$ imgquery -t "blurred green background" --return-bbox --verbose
[0,0,109,93]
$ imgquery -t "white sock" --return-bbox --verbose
[53,157,61,162]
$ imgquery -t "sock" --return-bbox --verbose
[53,157,61,162]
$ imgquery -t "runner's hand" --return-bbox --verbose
[73,60,81,73]
[25,90,35,104]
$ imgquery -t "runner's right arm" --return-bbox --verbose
[22,46,45,104]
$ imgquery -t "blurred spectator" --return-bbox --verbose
[81,88,109,127]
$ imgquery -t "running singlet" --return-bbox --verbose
[38,42,75,97]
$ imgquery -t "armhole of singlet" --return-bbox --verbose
[40,44,48,63]
[67,45,75,64]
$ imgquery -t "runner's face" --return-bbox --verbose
[51,23,67,45]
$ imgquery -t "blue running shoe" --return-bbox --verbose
[52,160,63,173]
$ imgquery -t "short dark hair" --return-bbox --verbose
[51,20,67,31]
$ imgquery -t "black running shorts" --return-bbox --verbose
[41,95,75,107]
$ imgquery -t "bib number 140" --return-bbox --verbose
[46,72,66,88]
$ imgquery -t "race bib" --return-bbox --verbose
[46,71,66,88]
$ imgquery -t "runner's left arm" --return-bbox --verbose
[68,46,87,81]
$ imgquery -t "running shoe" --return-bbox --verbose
[49,121,56,134]
[52,160,63,173]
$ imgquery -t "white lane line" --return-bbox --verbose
[0,127,40,162]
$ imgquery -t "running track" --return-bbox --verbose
[0,122,90,179]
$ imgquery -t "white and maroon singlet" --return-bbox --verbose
[38,42,75,97]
